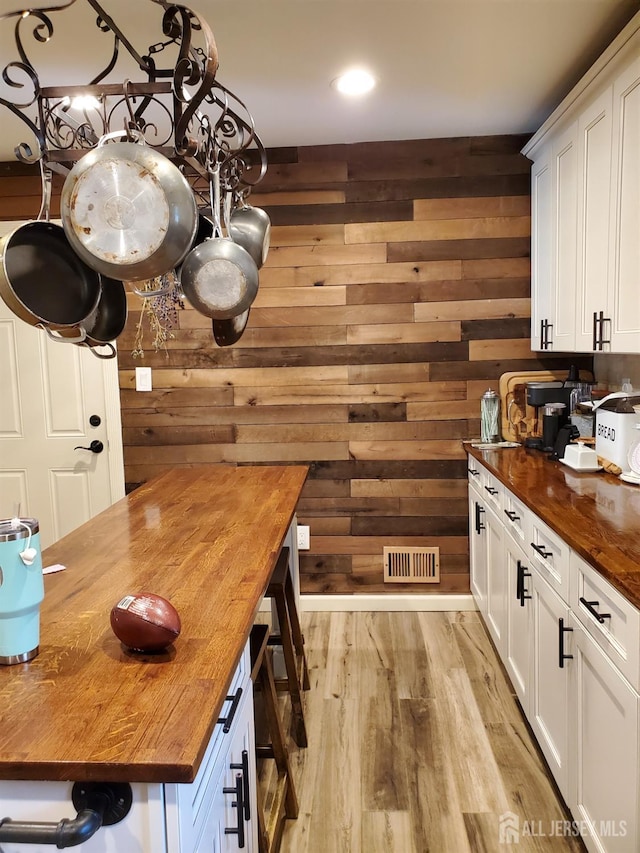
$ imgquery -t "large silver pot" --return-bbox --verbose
[60,132,198,282]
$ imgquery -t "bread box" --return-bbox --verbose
[593,393,640,470]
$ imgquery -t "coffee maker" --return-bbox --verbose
[524,382,573,451]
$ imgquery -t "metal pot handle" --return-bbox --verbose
[130,277,171,298]
[40,325,87,344]
[97,129,145,147]
[88,342,117,360]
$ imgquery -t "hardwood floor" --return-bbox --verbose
[260,610,586,853]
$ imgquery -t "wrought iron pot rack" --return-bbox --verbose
[0,0,268,207]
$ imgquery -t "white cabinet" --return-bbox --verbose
[530,571,572,801]
[524,12,640,354]
[569,618,639,853]
[504,533,532,711]
[608,52,640,352]
[467,453,640,850]
[575,88,614,352]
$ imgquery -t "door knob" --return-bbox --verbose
[74,440,104,454]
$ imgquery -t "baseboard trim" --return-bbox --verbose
[298,593,476,612]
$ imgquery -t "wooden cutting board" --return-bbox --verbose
[499,369,591,443]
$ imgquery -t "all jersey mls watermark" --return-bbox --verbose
[499,811,627,844]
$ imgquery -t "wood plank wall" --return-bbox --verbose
[0,137,592,595]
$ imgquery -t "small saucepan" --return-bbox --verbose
[212,308,250,347]
[55,277,128,359]
[180,167,259,320]
[228,201,271,269]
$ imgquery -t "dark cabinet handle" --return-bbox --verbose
[558,617,573,668]
[468,468,480,477]
[579,597,611,624]
[224,773,245,848]
[475,502,485,534]
[218,687,243,733]
[531,542,552,560]
[540,319,553,350]
[504,509,520,522]
[74,440,104,454]
[516,560,531,607]
[593,310,611,351]
[484,485,499,496]
[230,749,251,821]
[593,311,598,351]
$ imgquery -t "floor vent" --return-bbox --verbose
[383,547,440,584]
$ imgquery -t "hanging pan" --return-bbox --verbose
[56,276,128,359]
[180,166,259,320]
[227,192,271,269]
[60,130,198,282]
[0,168,101,343]
[212,308,250,347]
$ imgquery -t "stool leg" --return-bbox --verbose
[283,571,310,691]
[259,650,299,819]
[273,589,308,748]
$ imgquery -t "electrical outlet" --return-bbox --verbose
[297,525,310,550]
[135,366,152,392]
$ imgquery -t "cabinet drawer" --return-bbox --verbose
[502,490,531,548]
[479,466,503,514]
[529,514,570,602]
[571,552,640,692]
[467,460,482,486]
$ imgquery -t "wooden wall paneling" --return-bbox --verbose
[0,135,593,596]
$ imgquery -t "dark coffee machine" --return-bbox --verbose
[524,382,572,450]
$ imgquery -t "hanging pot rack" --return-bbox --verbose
[0,0,267,205]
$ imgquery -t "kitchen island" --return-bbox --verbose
[0,464,307,852]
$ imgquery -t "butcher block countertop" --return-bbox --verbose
[0,464,308,784]
[467,445,640,610]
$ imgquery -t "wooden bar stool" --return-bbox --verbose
[266,547,310,748]
[250,623,299,853]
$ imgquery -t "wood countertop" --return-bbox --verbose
[0,464,308,784]
[466,445,640,610]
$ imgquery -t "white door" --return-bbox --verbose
[0,224,124,548]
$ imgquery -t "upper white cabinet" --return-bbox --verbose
[524,13,640,354]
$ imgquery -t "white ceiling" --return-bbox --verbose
[0,0,638,162]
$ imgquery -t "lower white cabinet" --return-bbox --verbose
[468,454,640,851]
[504,533,532,711]
[530,571,571,801]
[569,617,639,853]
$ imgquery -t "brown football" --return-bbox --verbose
[110,592,181,652]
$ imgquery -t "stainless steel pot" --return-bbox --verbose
[60,131,198,282]
[228,203,271,269]
[180,168,259,320]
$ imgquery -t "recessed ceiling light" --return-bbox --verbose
[332,68,376,97]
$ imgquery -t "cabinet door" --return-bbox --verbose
[551,122,579,351]
[504,535,532,713]
[468,486,488,615]
[484,505,506,656]
[575,88,614,351]
[218,687,258,853]
[530,144,554,351]
[609,53,640,353]
[530,572,571,800]
[569,617,639,853]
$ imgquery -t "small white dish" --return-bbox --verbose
[620,471,640,485]
[562,443,600,470]
[560,459,603,473]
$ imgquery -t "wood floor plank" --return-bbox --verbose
[278,612,586,853]
[361,811,414,851]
